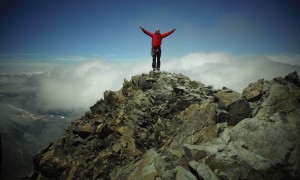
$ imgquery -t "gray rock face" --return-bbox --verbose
[26,71,300,179]
[242,79,264,102]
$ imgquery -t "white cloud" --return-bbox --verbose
[37,60,126,111]
[35,52,300,112]
[267,54,300,66]
[165,52,300,92]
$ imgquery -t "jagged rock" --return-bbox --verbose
[227,98,251,126]
[112,149,167,179]
[216,109,228,123]
[215,88,241,110]
[174,85,186,94]
[230,117,295,167]
[73,123,94,138]
[214,169,232,180]
[26,71,300,180]
[242,79,264,102]
[255,82,300,120]
[284,71,300,86]
[176,165,197,180]
[183,145,208,160]
[189,160,219,180]
[215,88,251,126]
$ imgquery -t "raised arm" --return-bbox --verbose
[161,28,176,38]
[140,26,153,37]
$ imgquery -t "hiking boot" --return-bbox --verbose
[156,68,160,72]
[153,68,156,72]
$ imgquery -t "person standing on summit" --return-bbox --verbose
[140,26,176,72]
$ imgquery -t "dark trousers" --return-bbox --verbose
[151,47,161,69]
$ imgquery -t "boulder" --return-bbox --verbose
[188,160,219,180]
[284,71,300,86]
[242,79,264,102]
[176,166,197,180]
[227,98,251,126]
[215,88,241,110]
[255,83,300,120]
[216,109,228,123]
[113,149,167,179]
[73,123,94,138]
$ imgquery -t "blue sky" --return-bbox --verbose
[0,0,300,111]
[1,0,300,63]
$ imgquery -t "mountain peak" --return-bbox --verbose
[27,71,300,179]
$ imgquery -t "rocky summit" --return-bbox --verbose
[26,71,300,180]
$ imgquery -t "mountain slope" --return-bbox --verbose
[0,73,74,180]
[0,103,72,179]
[27,71,300,179]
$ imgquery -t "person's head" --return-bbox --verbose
[155,28,160,34]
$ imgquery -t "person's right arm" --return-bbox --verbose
[140,26,153,37]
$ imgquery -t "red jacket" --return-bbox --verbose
[141,28,175,49]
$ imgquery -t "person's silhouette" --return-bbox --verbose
[140,26,176,72]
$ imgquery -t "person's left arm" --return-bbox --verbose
[161,28,176,38]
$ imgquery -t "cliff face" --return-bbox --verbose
[27,71,300,179]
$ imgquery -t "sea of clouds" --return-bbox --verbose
[5,52,299,113]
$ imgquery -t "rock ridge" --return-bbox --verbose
[26,71,300,179]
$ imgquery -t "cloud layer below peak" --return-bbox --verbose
[33,52,300,112]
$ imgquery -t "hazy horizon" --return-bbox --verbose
[0,52,298,114]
